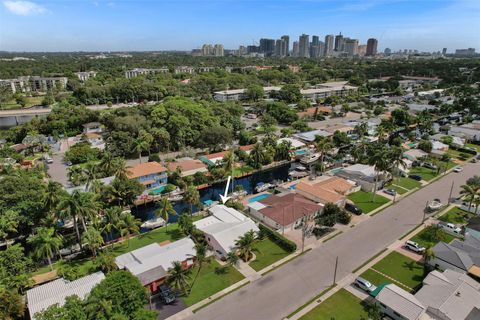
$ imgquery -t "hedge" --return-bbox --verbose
[258,224,297,252]
[450,145,477,155]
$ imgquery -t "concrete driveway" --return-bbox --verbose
[188,161,479,320]
[46,153,69,186]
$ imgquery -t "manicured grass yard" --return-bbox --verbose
[438,207,474,225]
[181,260,244,306]
[466,143,480,153]
[408,167,438,181]
[388,177,422,195]
[360,269,392,287]
[300,289,368,320]
[347,190,390,213]
[410,225,457,248]
[369,251,425,290]
[249,238,290,271]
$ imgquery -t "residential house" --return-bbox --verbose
[277,137,306,150]
[430,140,449,158]
[431,133,465,148]
[297,106,332,118]
[239,144,255,155]
[403,149,428,162]
[82,122,103,134]
[199,151,228,166]
[335,164,387,192]
[75,71,97,82]
[82,132,105,150]
[466,217,480,241]
[295,176,358,206]
[213,86,281,102]
[127,162,168,190]
[407,104,437,114]
[300,83,358,101]
[323,123,354,135]
[374,284,428,320]
[248,192,323,232]
[430,235,480,276]
[167,158,208,177]
[115,238,196,293]
[449,125,480,142]
[27,272,105,320]
[293,130,331,143]
[194,205,259,258]
[65,175,115,194]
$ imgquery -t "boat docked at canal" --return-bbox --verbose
[141,217,166,230]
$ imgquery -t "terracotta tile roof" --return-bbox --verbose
[296,177,354,204]
[258,193,322,227]
[167,159,207,172]
[314,176,355,194]
[297,106,332,118]
[205,151,228,160]
[127,162,167,179]
[239,144,254,152]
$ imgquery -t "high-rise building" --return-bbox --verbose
[275,39,283,57]
[384,48,392,56]
[442,48,447,55]
[455,48,476,56]
[299,34,310,58]
[247,45,259,54]
[334,33,344,51]
[238,46,247,56]
[201,44,213,56]
[357,45,367,57]
[292,41,300,57]
[344,38,359,56]
[317,41,325,58]
[281,35,290,56]
[310,35,320,58]
[259,38,275,56]
[214,44,224,56]
[366,38,378,56]
[324,35,334,56]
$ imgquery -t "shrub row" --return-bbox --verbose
[258,224,297,252]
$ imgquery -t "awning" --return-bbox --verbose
[370,283,390,298]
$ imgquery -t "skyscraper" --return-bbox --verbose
[292,41,300,57]
[344,38,358,56]
[366,38,378,56]
[275,39,283,57]
[281,35,290,56]
[310,35,320,58]
[214,44,224,57]
[384,48,392,56]
[259,38,275,56]
[299,34,310,58]
[324,35,334,56]
[334,33,344,52]
[201,44,213,56]
[442,48,447,55]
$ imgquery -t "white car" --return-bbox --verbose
[453,167,463,173]
[354,277,377,293]
[442,223,462,234]
[405,240,426,253]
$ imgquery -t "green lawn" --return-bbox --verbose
[300,289,369,320]
[408,167,438,181]
[466,143,480,153]
[388,177,422,195]
[369,251,425,290]
[347,190,390,213]
[181,259,244,306]
[410,225,458,248]
[249,238,290,271]
[360,269,392,287]
[438,207,474,225]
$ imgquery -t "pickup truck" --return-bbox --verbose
[439,222,462,235]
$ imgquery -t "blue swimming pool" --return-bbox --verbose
[149,185,166,195]
[295,149,307,155]
[248,193,271,203]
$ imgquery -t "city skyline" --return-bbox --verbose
[1,0,479,52]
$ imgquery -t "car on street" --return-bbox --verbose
[453,167,463,173]
[354,277,377,293]
[409,174,422,181]
[405,240,426,253]
[345,202,363,215]
[384,188,397,196]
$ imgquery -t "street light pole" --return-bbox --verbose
[447,181,454,205]
[333,256,339,285]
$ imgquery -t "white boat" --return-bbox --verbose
[168,194,183,201]
[255,182,273,193]
[141,217,166,229]
[289,170,309,178]
[427,200,443,211]
[300,153,320,165]
[232,190,248,198]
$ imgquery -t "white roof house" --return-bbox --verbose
[432,140,448,151]
[115,238,196,285]
[403,148,428,161]
[342,164,376,178]
[194,205,259,257]
[27,271,105,320]
[293,129,332,142]
[375,284,428,320]
[277,137,306,149]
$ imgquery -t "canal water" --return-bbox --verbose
[132,161,294,227]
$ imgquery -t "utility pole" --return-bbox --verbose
[423,200,429,222]
[447,181,454,205]
[333,256,339,285]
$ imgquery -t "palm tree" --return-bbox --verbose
[275,140,292,161]
[76,192,101,231]
[226,251,239,267]
[111,157,130,180]
[102,206,122,243]
[58,191,83,247]
[460,184,479,212]
[118,212,141,246]
[167,261,192,295]
[184,185,200,214]
[422,245,435,265]
[67,165,85,186]
[389,146,407,184]
[189,242,210,293]
[249,142,265,169]
[133,136,150,164]
[99,152,115,176]
[0,210,19,248]
[83,162,99,191]
[368,147,390,202]
[27,227,63,271]
[156,197,176,230]
[316,137,333,173]
[354,122,369,138]
[43,181,63,215]
[178,214,194,236]
[235,230,257,262]
[82,226,104,258]
[222,151,236,178]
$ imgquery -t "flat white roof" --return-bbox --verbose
[277,137,306,149]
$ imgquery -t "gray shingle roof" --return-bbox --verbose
[432,242,474,271]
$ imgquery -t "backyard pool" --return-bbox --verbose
[295,149,307,156]
[149,185,166,195]
[248,193,271,203]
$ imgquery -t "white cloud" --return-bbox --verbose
[3,0,48,16]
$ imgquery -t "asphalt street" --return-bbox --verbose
[189,161,479,320]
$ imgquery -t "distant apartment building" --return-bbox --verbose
[455,48,476,57]
[366,38,378,56]
[357,45,367,57]
[281,35,290,56]
[0,76,68,93]
[259,38,276,56]
[344,38,359,56]
[334,33,344,51]
[202,44,213,56]
[299,34,310,58]
[174,66,195,74]
[125,68,168,79]
[75,71,97,82]
[324,35,334,56]
[213,86,281,102]
[292,41,300,57]
[214,44,224,56]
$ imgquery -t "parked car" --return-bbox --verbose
[423,163,438,170]
[384,189,397,196]
[354,277,377,293]
[471,158,478,163]
[409,174,422,181]
[405,240,426,253]
[440,223,462,235]
[43,154,53,164]
[453,167,463,173]
[159,285,176,304]
[345,202,363,215]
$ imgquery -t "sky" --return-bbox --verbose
[0,0,479,52]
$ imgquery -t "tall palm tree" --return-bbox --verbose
[316,137,333,172]
[82,226,104,258]
[226,251,239,267]
[156,197,176,230]
[178,214,194,236]
[222,151,236,178]
[118,212,141,246]
[111,157,130,180]
[422,245,435,265]
[249,142,265,169]
[235,230,258,262]
[67,165,85,186]
[83,162,99,191]
[389,146,407,184]
[77,192,101,231]
[167,261,192,295]
[275,140,292,161]
[368,147,390,202]
[188,242,210,293]
[460,184,479,212]
[99,152,115,176]
[133,136,150,164]
[184,186,200,214]
[27,227,63,271]
[102,206,122,243]
[354,122,369,138]
[58,190,83,247]
[43,181,64,215]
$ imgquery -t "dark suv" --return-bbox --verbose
[345,202,363,215]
